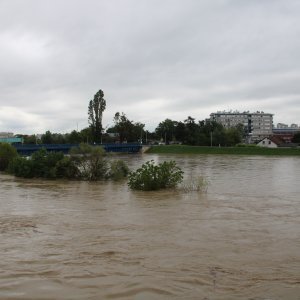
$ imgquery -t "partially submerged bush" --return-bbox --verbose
[8,156,33,178]
[70,143,109,180]
[109,160,130,181]
[8,148,77,179]
[55,156,79,179]
[128,160,183,191]
[7,143,129,181]
[0,143,18,171]
[180,176,208,193]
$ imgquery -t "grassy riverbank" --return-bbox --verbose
[146,145,300,156]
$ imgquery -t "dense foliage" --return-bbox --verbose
[8,149,78,179]
[107,112,145,143]
[128,160,184,191]
[18,113,244,147]
[0,143,18,171]
[70,143,109,180]
[7,144,129,181]
[109,160,130,181]
[154,117,243,146]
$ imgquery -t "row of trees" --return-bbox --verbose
[16,89,243,146]
[18,116,243,147]
[86,89,243,146]
[155,117,243,146]
[9,88,300,147]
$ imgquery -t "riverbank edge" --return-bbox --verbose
[145,145,300,156]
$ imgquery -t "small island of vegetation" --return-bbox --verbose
[0,142,186,191]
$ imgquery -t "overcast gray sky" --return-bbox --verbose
[0,0,299,134]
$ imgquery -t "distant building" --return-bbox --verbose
[0,132,23,144]
[257,136,283,148]
[276,123,288,129]
[0,132,14,138]
[272,127,300,143]
[209,111,273,142]
[0,137,23,144]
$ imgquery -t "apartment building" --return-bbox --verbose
[209,111,273,142]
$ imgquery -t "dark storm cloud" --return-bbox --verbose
[0,0,299,133]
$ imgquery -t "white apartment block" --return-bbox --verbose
[210,111,273,142]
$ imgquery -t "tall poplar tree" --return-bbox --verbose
[88,89,106,143]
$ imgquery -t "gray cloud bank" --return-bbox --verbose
[0,0,299,133]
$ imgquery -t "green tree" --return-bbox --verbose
[80,127,93,144]
[155,119,177,143]
[41,130,53,144]
[184,116,199,145]
[174,121,186,143]
[111,112,144,143]
[224,128,242,146]
[88,89,106,143]
[0,143,19,171]
[67,130,82,144]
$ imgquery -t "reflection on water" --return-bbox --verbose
[0,154,299,299]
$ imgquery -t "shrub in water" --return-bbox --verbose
[8,148,71,179]
[128,160,183,191]
[180,176,208,193]
[109,159,129,181]
[55,156,79,179]
[70,143,109,180]
[0,143,18,171]
[8,156,34,178]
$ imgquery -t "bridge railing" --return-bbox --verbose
[13,143,142,156]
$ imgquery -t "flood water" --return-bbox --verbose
[0,154,299,300]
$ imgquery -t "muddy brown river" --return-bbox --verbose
[0,154,299,299]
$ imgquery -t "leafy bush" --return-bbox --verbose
[31,149,64,178]
[8,156,34,178]
[128,160,183,191]
[109,159,130,181]
[55,156,79,179]
[8,148,67,179]
[0,143,18,171]
[7,143,129,182]
[70,143,109,180]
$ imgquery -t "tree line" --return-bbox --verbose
[17,89,244,146]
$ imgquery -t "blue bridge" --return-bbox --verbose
[13,143,143,156]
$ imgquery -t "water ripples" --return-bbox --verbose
[0,155,300,299]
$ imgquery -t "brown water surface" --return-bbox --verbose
[0,154,299,299]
